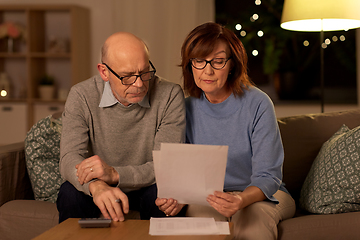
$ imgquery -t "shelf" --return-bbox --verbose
[0,98,26,102]
[32,99,66,104]
[0,4,90,141]
[30,52,71,58]
[0,53,26,58]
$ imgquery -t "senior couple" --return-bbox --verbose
[57,22,295,240]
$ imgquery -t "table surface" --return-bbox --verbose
[33,218,233,240]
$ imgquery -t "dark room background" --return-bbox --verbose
[215,0,357,104]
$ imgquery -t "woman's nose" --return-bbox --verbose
[204,63,214,75]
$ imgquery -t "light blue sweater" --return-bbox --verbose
[185,87,287,202]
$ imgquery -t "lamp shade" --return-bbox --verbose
[280,0,360,32]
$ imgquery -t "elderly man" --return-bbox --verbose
[57,32,185,223]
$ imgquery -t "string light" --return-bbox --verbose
[250,14,259,22]
[0,90,7,97]
[239,4,349,59]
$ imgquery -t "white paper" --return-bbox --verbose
[153,143,228,206]
[216,221,231,235]
[149,217,230,236]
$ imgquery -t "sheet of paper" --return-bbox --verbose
[149,217,230,236]
[153,143,228,206]
[216,221,231,235]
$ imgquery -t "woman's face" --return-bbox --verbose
[191,40,232,102]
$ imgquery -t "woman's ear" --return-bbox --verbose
[229,59,235,72]
[229,60,236,76]
[97,63,109,82]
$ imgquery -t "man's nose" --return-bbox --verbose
[132,76,144,87]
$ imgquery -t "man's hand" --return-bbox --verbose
[76,155,119,185]
[155,198,185,216]
[206,191,243,218]
[89,180,129,221]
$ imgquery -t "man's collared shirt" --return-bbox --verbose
[99,81,150,108]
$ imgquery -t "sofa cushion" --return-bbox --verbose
[25,114,64,203]
[278,109,360,207]
[278,211,360,240]
[0,200,58,240]
[0,142,33,207]
[300,124,360,214]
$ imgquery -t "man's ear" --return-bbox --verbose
[97,63,109,82]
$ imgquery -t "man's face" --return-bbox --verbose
[105,58,150,106]
[98,32,153,106]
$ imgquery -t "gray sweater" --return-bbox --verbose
[59,75,185,195]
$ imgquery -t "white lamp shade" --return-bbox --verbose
[281,0,360,31]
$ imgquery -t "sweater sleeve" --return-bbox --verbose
[153,84,186,150]
[248,94,284,203]
[59,84,93,195]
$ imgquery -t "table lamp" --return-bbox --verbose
[280,0,360,112]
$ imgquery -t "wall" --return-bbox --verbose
[3,0,359,118]
[114,0,214,84]
[4,0,214,85]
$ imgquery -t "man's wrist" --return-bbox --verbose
[111,168,120,186]
[89,179,101,196]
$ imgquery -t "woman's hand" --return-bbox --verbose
[207,191,243,218]
[155,198,185,216]
[207,186,266,218]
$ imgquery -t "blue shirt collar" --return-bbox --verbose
[99,81,150,108]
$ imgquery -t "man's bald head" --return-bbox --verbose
[101,32,149,64]
[97,32,153,106]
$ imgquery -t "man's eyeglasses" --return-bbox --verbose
[190,57,231,70]
[102,61,156,85]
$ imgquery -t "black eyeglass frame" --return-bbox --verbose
[102,61,156,85]
[190,57,232,70]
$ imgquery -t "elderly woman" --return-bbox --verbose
[156,22,295,239]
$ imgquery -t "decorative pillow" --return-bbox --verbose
[300,124,360,214]
[25,114,64,203]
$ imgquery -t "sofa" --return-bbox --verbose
[0,109,360,240]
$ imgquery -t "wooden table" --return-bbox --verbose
[33,218,233,240]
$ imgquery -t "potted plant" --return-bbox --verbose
[38,75,55,100]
